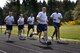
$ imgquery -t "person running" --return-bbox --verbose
[27,13,35,37]
[29,7,48,42]
[50,8,63,41]
[17,14,24,38]
[4,12,14,41]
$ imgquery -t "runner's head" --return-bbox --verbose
[42,7,46,13]
[55,8,59,13]
[30,13,33,17]
[9,12,13,16]
[20,14,23,17]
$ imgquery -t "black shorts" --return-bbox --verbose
[28,24,34,30]
[18,25,24,30]
[37,24,47,32]
[6,25,13,30]
[53,22,60,28]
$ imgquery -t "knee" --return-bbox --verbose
[55,28,59,31]
[44,31,47,34]
[8,30,11,32]
[32,32,37,35]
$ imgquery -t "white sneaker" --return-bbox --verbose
[29,37,33,39]
[27,35,29,38]
[38,38,41,42]
[51,36,54,41]
[56,39,60,42]
[8,38,11,41]
[42,37,48,42]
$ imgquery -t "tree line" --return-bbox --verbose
[0,0,79,25]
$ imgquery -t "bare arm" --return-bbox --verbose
[36,17,40,23]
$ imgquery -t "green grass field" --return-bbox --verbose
[48,25,80,40]
[0,25,80,40]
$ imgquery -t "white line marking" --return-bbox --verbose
[0,50,7,53]
[5,43,43,53]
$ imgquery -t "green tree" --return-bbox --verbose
[37,0,42,11]
[48,0,53,15]
[21,0,26,13]
[62,0,76,21]
[64,10,73,21]
[72,0,80,20]
[42,0,47,7]
[3,0,20,24]
[29,0,38,16]
[16,0,20,16]
[47,0,62,15]
[0,7,3,24]
[63,0,75,12]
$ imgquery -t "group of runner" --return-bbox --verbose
[4,7,63,43]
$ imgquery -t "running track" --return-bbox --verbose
[0,34,80,53]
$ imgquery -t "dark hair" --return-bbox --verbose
[55,8,59,13]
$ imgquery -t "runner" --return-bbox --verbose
[4,12,14,41]
[17,14,24,39]
[27,13,35,37]
[50,8,63,41]
[29,7,48,42]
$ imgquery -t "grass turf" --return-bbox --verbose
[0,25,80,40]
